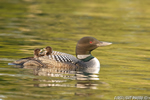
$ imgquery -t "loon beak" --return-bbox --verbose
[97,41,112,47]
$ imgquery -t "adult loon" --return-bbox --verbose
[10,36,112,73]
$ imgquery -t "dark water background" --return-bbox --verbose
[0,0,150,100]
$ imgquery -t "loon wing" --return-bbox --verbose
[40,51,79,64]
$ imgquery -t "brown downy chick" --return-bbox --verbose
[34,48,41,58]
[45,46,52,56]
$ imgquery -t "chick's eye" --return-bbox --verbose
[89,41,93,44]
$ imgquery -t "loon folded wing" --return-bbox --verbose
[51,51,79,63]
[40,51,79,64]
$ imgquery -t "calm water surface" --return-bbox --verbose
[0,0,150,100]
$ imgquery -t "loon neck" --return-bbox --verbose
[77,54,94,62]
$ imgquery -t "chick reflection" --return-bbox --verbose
[33,67,100,89]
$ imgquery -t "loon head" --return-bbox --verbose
[45,46,52,55]
[76,36,112,58]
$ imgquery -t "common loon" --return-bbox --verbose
[10,36,112,73]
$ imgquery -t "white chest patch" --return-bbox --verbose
[84,57,100,73]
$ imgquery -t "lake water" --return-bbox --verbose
[0,0,150,100]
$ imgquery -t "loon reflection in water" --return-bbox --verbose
[9,36,112,74]
[32,66,104,90]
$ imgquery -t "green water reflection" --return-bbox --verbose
[0,0,150,100]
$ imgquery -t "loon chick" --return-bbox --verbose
[38,36,112,73]
[34,48,44,58]
[45,46,53,56]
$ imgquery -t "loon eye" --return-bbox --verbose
[89,41,93,44]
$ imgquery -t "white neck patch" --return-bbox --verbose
[77,54,91,59]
